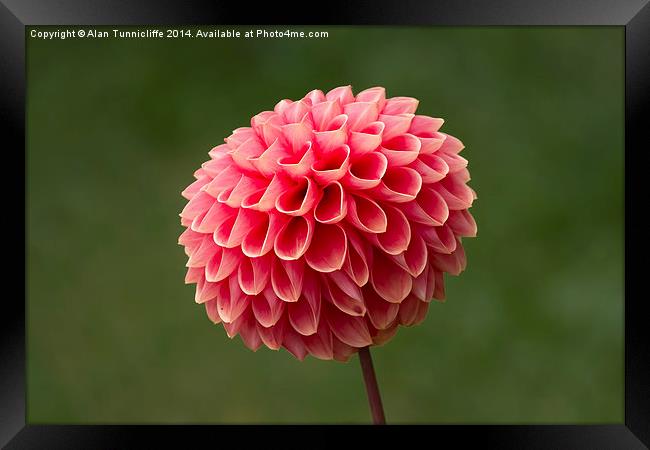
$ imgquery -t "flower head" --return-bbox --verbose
[179,86,477,361]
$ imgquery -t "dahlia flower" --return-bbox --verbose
[179,85,476,363]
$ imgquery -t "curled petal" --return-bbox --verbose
[430,240,467,276]
[281,324,309,360]
[346,194,388,234]
[237,309,263,351]
[355,86,386,111]
[409,115,444,136]
[191,201,237,234]
[311,144,350,185]
[438,149,469,173]
[303,89,326,106]
[273,99,293,116]
[278,141,316,179]
[180,190,216,221]
[418,132,446,154]
[432,174,475,210]
[378,133,421,167]
[397,294,422,326]
[433,270,446,300]
[420,223,457,254]
[178,228,205,254]
[271,258,305,302]
[326,304,372,348]
[379,113,414,141]
[413,300,429,325]
[325,271,365,316]
[231,137,265,172]
[281,115,313,152]
[240,175,285,211]
[257,318,285,350]
[282,99,311,124]
[314,181,348,224]
[248,138,291,178]
[343,101,379,132]
[411,265,436,302]
[313,114,348,154]
[217,174,266,208]
[363,284,399,330]
[195,276,223,304]
[238,253,272,295]
[186,234,219,268]
[208,143,231,160]
[241,212,287,257]
[325,85,355,106]
[372,166,422,203]
[303,320,334,360]
[288,272,321,335]
[217,277,250,323]
[304,222,347,272]
[341,151,388,190]
[226,127,257,149]
[252,112,284,147]
[251,286,285,327]
[370,250,412,303]
[446,209,478,237]
[274,214,315,260]
[203,165,243,198]
[275,176,320,216]
[438,132,465,154]
[250,111,274,129]
[332,337,357,362]
[382,96,419,115]
[391,233,428,277]
[310,100,342,131]
[366,205,411,256]
[214,208,266,248]
[342,228,372,287]
[288,296,319,336]
[185,266,204,284]
[222,310,246,338]
[348,121,385,157]
[409,153,449,183]
[370,322,399,346]
[205,246,242,282]
[205,298,222,324]
[401,186,449,226]
[182,176,210,200]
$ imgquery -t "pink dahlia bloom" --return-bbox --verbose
[179,86,477,361]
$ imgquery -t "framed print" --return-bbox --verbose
[1,1,648,448]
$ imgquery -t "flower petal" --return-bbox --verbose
[370,250,412,303]
[304,222,347,272]
[275,176,320,216]
[371,166,422,203]
[311,145,350,185]
[314,181,348,224]
[346,194,388,234]
[378,133,421,167]
[238,253,272,295]
[341,151,387,190]
[274,214,315,260]
[382,96,419,115]
[326,304,372,347]
[271,258,304,302]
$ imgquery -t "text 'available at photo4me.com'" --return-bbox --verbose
[29,27,330,40]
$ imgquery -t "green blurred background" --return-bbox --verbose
[27,26,624,423]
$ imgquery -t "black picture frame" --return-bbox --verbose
[2,1,648,448]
